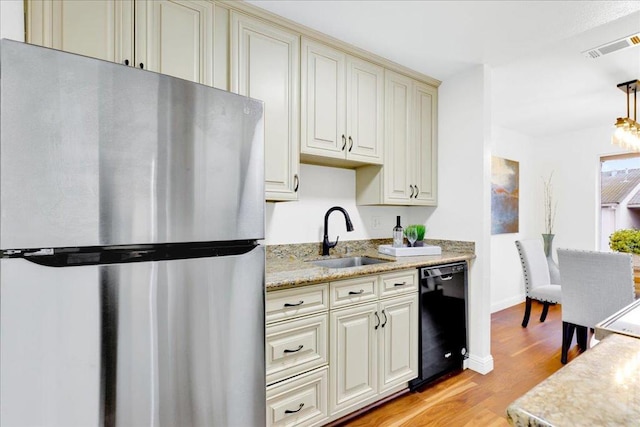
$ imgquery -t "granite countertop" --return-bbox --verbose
[265,238,476,291]
[506,333,640,426]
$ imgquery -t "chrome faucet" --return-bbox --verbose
[322,206,354,256]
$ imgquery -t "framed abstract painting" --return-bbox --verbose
[491,157,519,234]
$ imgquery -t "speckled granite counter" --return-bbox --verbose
[266,238,475,291]
[506,333,640,426]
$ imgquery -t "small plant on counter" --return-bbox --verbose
[610,229,640,254]
[404,224,426,241]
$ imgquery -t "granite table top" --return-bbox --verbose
[506,333,640,426]
[266,246,475,291]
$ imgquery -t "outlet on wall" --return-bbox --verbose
[371,216,381,229]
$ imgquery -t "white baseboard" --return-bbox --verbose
[465,353,494,374]
[491,294,524,313]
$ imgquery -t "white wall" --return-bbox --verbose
[426,65,493,374]
[0,1,24,41]
[266,164,422,245]
[536,125,628,254]
[490,127,537,312]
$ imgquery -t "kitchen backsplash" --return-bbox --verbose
[266,238,475,261]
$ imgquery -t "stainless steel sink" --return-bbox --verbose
[309,256,392,269]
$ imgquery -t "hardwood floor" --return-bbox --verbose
[339,301,582,426]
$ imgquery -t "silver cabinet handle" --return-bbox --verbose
[381,309,388,328]
[341,134,347,151]
[284,403,304,414]
[348,289,365,295]
[284,300,304,307]
[374,311,380,330]
[414,185,419,198]
[284,344,304,353]
[348,136,353,152]
[409,185,415,198]
[394,282,407,287]
[293,174,299,192]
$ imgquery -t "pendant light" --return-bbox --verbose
[612,80,640,151]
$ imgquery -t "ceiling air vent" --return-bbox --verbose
[582,33,640,59]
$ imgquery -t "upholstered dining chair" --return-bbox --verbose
[515,239,562,328]
[557,248,635,364]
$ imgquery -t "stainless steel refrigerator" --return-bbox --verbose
[0,39,266,427]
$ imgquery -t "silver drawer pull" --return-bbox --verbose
[284,345,304,354]
[349,289,365,295]
[285,403,304,414]
[284,300,304,307]
[394,282,407,287]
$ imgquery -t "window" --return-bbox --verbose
[600,154,640,251]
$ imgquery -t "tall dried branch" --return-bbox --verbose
[543,172,557,235]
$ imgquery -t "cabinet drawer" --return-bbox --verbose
[267,284,329,324]
[330,276,378,308]
[266,366,328,427]
[266,313,328,385]
[379,269,418,297]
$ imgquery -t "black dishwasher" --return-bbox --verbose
[409,262,468,391]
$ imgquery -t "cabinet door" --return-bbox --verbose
[346,57,384,165]
[301,38,346,160]
[383,70,413,204]
[26,0,133,64]
[231,13,300,201]
[329,302,378,416]
[137,0,214,85]
[378,293,418,393]
[413,82,438,206]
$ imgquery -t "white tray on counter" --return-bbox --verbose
[378,244,442,257]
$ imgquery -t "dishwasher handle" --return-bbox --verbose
[420,262,466,280]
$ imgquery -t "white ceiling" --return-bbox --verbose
[245,0,640,138]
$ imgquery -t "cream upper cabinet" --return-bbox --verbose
[26,0,133,63]
[412,81,438,205]
[301,38,383,167]
[26,0,214,86]
[137,0,214,85]
[230,13,300,201]
[384,70,413,203]
[356,70,438,206]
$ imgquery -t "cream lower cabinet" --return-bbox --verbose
[330,301,379,415]
[378,294,419,393]
[356,70,438,206]
[230,12,300,202]
[267,367,329,427]
[266,284,330,427]
[300,38,384,167]
[266,270,418,426]
[26,0,214,85]
[329,270,418,419]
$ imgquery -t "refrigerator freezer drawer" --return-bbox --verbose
[0,246,265,427]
